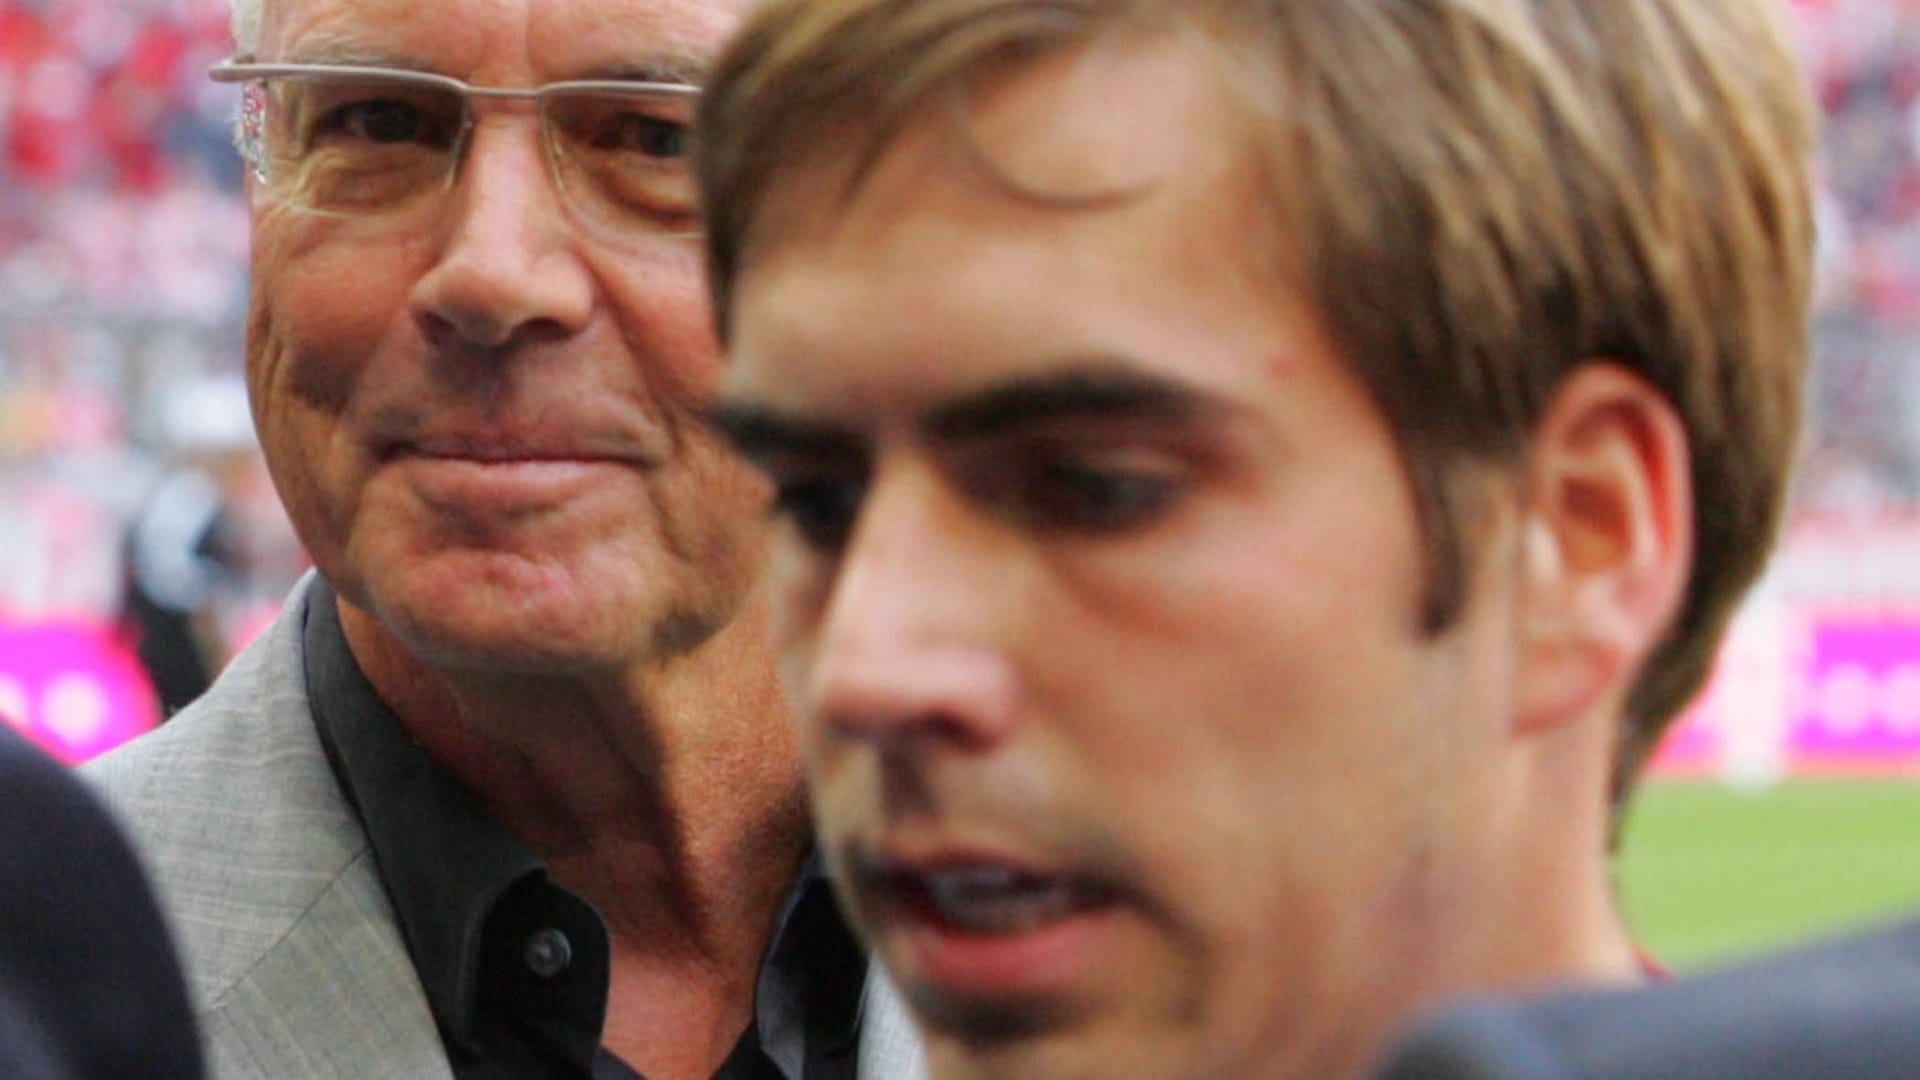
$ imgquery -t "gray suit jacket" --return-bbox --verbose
[1376,918,1920,1080]
[86,575,927,1080]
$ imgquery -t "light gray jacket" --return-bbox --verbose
[86,574,927,1080]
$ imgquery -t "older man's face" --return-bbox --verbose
[720,30,1528,1080]
[245,0,761,674]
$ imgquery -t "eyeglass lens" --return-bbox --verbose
[255,73,697,232]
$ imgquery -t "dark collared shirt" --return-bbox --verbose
[303,580,866,1080]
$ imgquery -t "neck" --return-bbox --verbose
[338,589,811,959]
[339,592,813,1080]
[1295,711,1643,1080]
[1485,703,1647,986]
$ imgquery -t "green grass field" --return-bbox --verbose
[1616,779,1920,971]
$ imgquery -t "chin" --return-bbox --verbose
[400,608,636,677]
[334,532,754,674]
[418,584,748,678]
[925,1032,1156,1080]
[356,570,638,672]
[915,1004,1252,1080]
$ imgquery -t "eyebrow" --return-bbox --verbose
[703,402,870,464]
[923,365,1230,442]
[708,363,1234,464]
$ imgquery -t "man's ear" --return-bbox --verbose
[1513,362,1693,735]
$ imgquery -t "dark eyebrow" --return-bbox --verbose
[703,401,869,464]
[923,365,1229,443]
[708,364,1235,463]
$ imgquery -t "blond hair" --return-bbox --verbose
[698,0,1816,806]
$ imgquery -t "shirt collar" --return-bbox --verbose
[304,577,542,1053]
[759,855,867,1077]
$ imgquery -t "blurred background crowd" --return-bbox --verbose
[1,0,302,758]
[1802,0,1920,511]
[0,0,1916,774]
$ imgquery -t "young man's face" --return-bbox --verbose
[721,30,1529,1080]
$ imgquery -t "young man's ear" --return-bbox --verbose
[1513,362,1693,735]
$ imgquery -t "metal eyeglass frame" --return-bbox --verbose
[207,60,701,223]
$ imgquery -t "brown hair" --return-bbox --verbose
[698,0,1816,806]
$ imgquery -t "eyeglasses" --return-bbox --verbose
[209,61,701,238]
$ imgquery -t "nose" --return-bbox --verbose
[409,116,595,351]
[797,461,1025,755]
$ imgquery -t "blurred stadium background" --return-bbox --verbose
[0,0,1916,968]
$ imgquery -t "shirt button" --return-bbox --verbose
[524,927,573,978]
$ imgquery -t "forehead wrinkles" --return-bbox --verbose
[525,0,747,83]
[265,0,741,81]
[263,0,507,66]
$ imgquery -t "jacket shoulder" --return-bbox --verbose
[1379,918,1920,1080]
[81,577,443,1077]
[196,852,450,1080]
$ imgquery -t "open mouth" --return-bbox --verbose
[876,860,1119,935]
[852,852,1131,1016]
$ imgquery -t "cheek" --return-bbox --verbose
[244,221,422,559]
[248,218,420,417]
[665,444,773,610]
[245,282,323,511]
[1080,578,1437,849]
[245,329,352,578]
[1037,505,1444,886]
[606,245,722,399]
[768,556,859,794]
[1048,527,1411,752]
[768,531,824,611]
[767,538,834,675]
